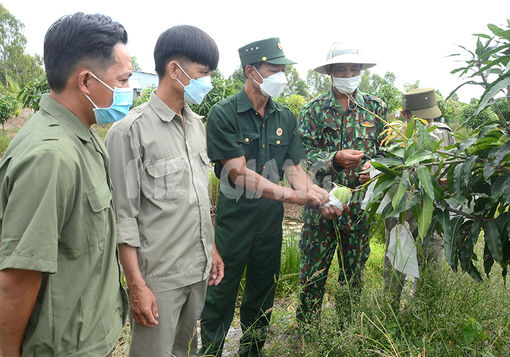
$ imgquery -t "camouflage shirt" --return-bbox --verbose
[297,88,388,191]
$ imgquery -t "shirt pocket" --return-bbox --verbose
[145,157,188,200]
[267,134,290,167]
[320,123,343,150]
[353,125,378,155]
[237,132,260,160]
[85,179,112,252]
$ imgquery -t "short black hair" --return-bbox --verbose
[154,25,219,79]
[44,12,128,92]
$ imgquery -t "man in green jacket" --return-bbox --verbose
[297,42,388,326]
[0,13,131,356]
[199,37,336,356]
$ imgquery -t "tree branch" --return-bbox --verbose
[445,205,485,221]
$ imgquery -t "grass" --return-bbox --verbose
[264,223,510,357]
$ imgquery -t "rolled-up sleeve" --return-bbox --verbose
[105,127,142,247]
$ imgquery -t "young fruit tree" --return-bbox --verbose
[363,20,510,282]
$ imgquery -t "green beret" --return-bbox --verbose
[238,37,296,67]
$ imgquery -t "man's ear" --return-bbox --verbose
[77,70,93,95]
[166,60,181,80]
[245,65,260,80]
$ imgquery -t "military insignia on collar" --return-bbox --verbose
[276,128,283,136]
[361,121,374,128]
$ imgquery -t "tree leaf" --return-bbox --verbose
[483,243,495,277]
[404,150,435,166]
[455,137,477,155]
[416,166,435,200]
[483,220,503,265]
[418,195,433,239]
[476,76,510,114]
[406,117,415,139]
[462,156,477,187]
[441,211,462,271]
[488,139,510,167]
[445,195,468,209]
[371,161,401,177]
[392,178,407,209]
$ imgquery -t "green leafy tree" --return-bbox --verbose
[276,94,307,117]
[364,19,510,283]
[0,93,18,133]
[229,66,245,92]
[282,65,309,98]
[360,70,402,114]
[306,69,331,98]
[18,75,50,111]
[0,4,26,87]
[130,56,142,71]
[191,70,242,122]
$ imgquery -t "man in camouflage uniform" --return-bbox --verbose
[297,43,388,325]
[383,88,455,305]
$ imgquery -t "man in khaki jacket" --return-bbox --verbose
[105,25,223,357]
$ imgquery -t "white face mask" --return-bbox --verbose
[332,74,361,94]
[253,67,288,98]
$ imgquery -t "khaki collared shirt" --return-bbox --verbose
[0,94,127,356]
[105,92,213,292]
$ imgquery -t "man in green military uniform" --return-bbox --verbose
[383,88,455,305]
[0,13,130,356]
[297,42,388,326]
[199,38,335,356]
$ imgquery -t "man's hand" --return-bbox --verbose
[334,149,365,170]
[321,204,350,220]
[209,244,224,286]
[359,161,372,184]
[306,184,329,207]
[290,184,329,207]
[129,284,159,327]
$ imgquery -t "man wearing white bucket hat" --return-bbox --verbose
[296,42,388,325]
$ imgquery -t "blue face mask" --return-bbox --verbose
[83,72,133,125]
[176,64,213,105]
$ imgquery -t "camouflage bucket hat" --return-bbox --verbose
[238,37,296,67]
[402,88,442,120]
[314,42,376,74]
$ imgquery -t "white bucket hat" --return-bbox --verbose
[314,42,376,74]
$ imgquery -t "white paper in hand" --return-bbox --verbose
[386,222,420,278]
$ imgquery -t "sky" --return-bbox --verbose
[3,0,510,103]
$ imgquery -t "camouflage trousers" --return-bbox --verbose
[297,206,370,324]
[383,215,444,306]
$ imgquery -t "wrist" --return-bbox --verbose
[126,275,146,291]
[332,152,343,171]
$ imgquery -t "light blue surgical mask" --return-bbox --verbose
[176,63,213,105]
[83,72,133,125]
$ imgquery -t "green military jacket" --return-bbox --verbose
[298,88,387,189]
[0,95,127,356]
[207,88,305,233]
[298,88,387,223]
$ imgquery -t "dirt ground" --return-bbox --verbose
[4,109,32,130]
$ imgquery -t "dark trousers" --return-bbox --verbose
[199,196,283,357]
